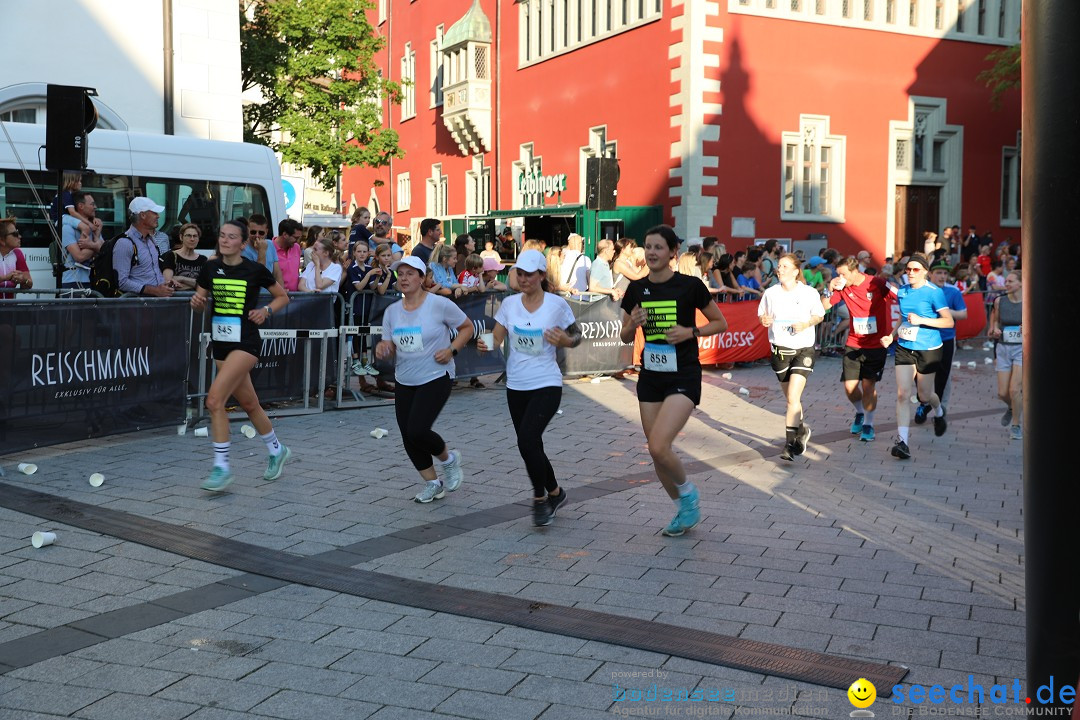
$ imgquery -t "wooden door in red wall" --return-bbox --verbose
[895,186,940,256]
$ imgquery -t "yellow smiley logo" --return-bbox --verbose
[848,678,877,709]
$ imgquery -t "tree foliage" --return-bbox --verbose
[978,44,1020,110]
[241,0,402,188]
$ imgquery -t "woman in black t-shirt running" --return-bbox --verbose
[619,225,728,538]
[191,220,290,492]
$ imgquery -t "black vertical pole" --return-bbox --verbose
[55,170,64,295]
[1023,0,1080,710]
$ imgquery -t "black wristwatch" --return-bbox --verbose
[451,347,459,356]
[692,327,701,338]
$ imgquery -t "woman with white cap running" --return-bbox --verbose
[478,249,581,527]
[376,256,474,502]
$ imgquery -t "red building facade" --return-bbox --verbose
[342,0,1021,260]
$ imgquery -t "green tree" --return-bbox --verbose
[978,44,1020,110]
[241,0,403,189]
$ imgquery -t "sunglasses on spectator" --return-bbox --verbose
[905,267,925,273]
[374,219,391,225]
[1,230,21,238]
[249,229,267,236]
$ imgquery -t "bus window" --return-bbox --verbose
[0,169,132,249]
[138,178,271,251]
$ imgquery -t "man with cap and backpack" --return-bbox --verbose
[92,197,174,297]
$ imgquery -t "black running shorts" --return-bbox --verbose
[841,347,887,382]
[894,345,943,375]
[636,368,702,406]
[771,346,815,383]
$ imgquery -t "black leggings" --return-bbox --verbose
[394,374,452,472]
[933,338,955,402]
[507,386,562,497]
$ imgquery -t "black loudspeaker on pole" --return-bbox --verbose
[45,84,98,172]
[586,157,620,211]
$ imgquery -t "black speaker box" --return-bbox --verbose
[585,157,620,210]
[46,84,98,171]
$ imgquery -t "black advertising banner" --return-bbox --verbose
[0,298,190,453]
[560,296,634,375]
[451,293,507,379]
[247,293,337,402]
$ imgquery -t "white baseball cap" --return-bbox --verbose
[129,197,165,214]
[390,256,427,275]
[511,249,547,274]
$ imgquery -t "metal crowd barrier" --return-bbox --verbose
[0,287,107,300]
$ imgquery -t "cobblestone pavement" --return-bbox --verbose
[0,342,1024,720]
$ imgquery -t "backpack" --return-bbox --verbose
[761,256,778,288]
[48,236,65,286]
[90,233,138,298]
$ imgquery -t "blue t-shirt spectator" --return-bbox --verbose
[938,284,967,342]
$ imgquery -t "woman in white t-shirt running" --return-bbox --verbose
[478,249,582,527]
[376,257,475,503]
[758,254,827,462]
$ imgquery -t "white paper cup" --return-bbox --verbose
[370,428,388,439]
[953,361,961,368]
[241,424,257,439]
[177,424,188,436]
[984,357,993,364]
[88,473,105,488]
[17,463,37,475]
[967,361,977,368]
[32,531,56,548]
[479,332,494,350]
[194,427,209,437]
[721,372,733,380]
[738,387,750,396]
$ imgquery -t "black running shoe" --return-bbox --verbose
[913,403,930,424]
[532,499,553,527]
[795,424,812,455]
[780,442,797,461]
[548,488,568,517]
[890,438,911,460]
[933,409,947,437]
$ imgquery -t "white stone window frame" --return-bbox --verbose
[579,125,618,205]
[378,0,387,25]
[400,42,416,122]
[1000,131,1020,227]
[397,172,411,212]
[727,0,1018,45]
[465,155,491,215]
[426,163,448,217]
[779,115,846,223]
[885,96,963,258]
[518,0,664,68]
[512,143,544,210]
[430,25,445,109]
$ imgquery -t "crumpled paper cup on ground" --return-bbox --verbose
[89,473,105,488]
[370,428,389,439]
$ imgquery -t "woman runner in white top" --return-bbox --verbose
[478,249,582,527]
[376,256,474,503]
[758,253,827,461]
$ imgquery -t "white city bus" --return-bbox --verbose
[0,121,286,289]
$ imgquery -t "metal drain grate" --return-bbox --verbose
[0,482,907,690]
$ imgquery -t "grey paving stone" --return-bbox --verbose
[155,674,279,711]
[317,626,426,654]
[511,674,613,710]
[487,627,589,655]
[420,662,527,694]
[77,692,201,720]
[0,680,110,716]
[0,626,105,670]
[501,650,604,682]
[73,637,183,666]
[66,663,185,694]
[250,688,380,720]
[146,648,268,680]
[408,637,516,668]
[7,655,104,684]
[300,605,402,630]
[2,604,95,628]
[239,661,361,696]
[382,614,502,643]
[436,688,549,720]
[329,648,439,681]
[341,674,456,711]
